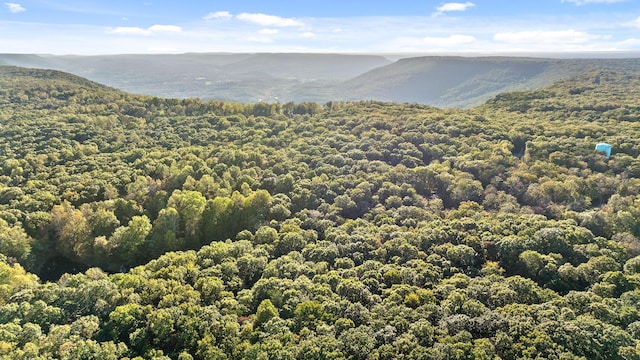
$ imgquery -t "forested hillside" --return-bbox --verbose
[341,57,640,108]
[3,53,640,107]
[0,65,640,359]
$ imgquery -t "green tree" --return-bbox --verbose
[167,190,206,246]
[254,299,278,329]
[109,215,152,266]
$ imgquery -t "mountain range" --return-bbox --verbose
[1,53,639,108]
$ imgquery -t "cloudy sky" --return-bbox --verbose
[1,0,639,54]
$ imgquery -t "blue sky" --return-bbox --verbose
[1,0,640,54]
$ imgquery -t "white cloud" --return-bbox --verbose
[301,32,316,38]
[5,2,25,13]
[246,36,274,44]
[2,10,639,54]
[258,28,279,35]
[494,29,601,44]
[563,0,625,5]
[148,24,182,33]
[436,2,475,13]
[616,38,640,47]
[108,24,182,36]
[237,13,304,27]
[109,26,150,35]
[204,11,232,20]
[422,34,476,46]
[624,16,640,28]
[395,34,477,50]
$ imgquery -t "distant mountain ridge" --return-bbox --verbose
[339,56,640,108]
[1,53,639,108]
[0,53,392,102]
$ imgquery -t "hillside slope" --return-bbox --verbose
[2,53,640,108]
[0,65,114,98]
[341,56,640,107]
[0,53,391,102]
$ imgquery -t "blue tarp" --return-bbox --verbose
[595,143,612,158]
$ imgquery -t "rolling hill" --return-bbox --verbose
[1,53,640,107]
[339,56,640,108]
[0,53,391,102]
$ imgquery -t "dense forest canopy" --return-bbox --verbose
[0,64,640,359]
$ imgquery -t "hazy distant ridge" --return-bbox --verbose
[1,53,639,107]
[339,56,640,107]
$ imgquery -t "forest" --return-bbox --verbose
[0,64,639,359]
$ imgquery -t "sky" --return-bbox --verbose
[1,0,640,55]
